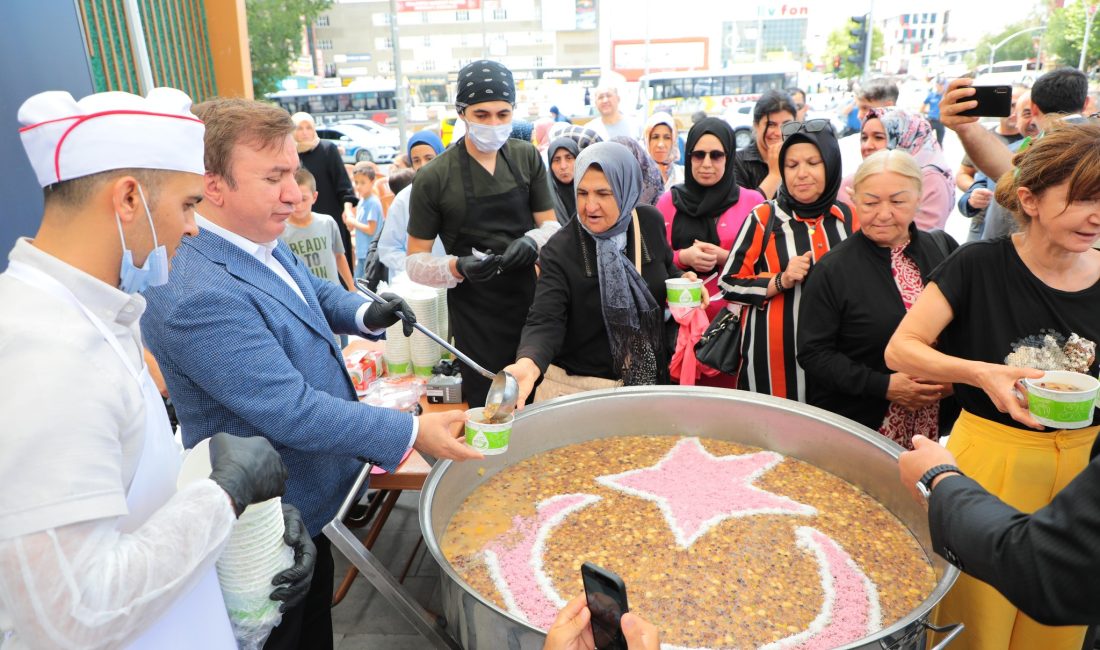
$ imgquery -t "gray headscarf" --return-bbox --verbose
[574,142,662,386]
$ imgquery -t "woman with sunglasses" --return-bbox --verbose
[732,89,798,200]
[657,117,764,332]
[840,107,955,231]
[798,150,959,450]
[718,118,858,400]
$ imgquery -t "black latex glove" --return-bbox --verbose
[270,503,316,612]
[456,254,503,283]
[207,432,287,517]
[500,236,538,272]
[364,291,415,336]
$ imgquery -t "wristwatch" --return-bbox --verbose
[916,464,963,501]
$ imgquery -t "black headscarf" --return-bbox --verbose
[669,118,742,250]
[775,127,843,219]
[547,137,579,225]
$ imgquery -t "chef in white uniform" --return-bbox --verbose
[0,88,314,649]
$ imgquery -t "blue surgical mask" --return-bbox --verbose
[115,183,169,294]
[466,119,513,153]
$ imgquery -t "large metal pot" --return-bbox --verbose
[420,387,961,649]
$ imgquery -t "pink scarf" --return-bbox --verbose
[669,306,720,385]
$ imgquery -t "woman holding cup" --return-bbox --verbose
[504,142,702,403]
[885,122,1100,650]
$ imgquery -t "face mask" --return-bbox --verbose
[466,119,513,153]
[115,183,169,294]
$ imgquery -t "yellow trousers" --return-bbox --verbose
[930,410,1097,650]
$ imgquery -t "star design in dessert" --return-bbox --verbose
[595,437,816,548]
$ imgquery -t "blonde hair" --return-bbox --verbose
[995,121,1100,228]
[852,149,923,196]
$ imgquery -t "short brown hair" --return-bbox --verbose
[294,168,317,192]
[352,161,377,181]
[995,122,1100,228]
[43,168,171,208]
[191,98,293,188]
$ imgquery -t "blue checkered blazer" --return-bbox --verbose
[142,228,413,536]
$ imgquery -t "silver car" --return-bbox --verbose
[316,123,398,164]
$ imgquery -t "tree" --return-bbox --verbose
[246,0,333,97]
[968,18,1045,69]
[1046,1,1100,69]
[824,24,884,79]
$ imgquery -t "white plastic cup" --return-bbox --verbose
[665,278,703,308]
[1023,370,1100,429]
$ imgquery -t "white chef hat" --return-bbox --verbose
[18,87,205,188]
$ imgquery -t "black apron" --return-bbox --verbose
[445,140,537,406]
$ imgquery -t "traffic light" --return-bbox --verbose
[849,14,869,66]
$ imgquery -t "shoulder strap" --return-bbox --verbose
[755,202,776,273]
[632,209,642,274]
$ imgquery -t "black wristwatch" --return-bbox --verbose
[916,464,963,501]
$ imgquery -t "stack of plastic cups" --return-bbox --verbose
[215,498,295,628]
[436,287,451,360]
[384,320,412,377]
[176,438,293,641]
[407,288,441,377]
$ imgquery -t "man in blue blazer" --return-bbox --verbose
[142,98,481,650]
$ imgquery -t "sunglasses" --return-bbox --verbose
[780,118,834,139]
[689,150,727,162]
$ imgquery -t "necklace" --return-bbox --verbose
[800,215,826,248]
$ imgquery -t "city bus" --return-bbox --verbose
[267,80,398,126]
[637,63,801,117]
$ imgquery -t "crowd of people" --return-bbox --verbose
[4,56,1100,650]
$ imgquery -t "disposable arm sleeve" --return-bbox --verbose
[525,220,562,249]
[407,252,460,289]
[0,480,233,650]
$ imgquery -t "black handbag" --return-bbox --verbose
[693,204,775,376]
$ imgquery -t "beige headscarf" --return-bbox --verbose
[291,112,320,153]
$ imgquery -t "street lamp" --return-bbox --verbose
[989,25,1045,71]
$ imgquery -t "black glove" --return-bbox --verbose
[270,503,316,612]
[207,432,287,517]
[455,254,503,283]
[364,291,415,336]
[500,236,538,272]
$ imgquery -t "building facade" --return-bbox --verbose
[877,9,953,76]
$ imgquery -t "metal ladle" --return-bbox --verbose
[356,280,519,421]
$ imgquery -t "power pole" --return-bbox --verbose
[1081,3,1098,71]
[389,0,407,152]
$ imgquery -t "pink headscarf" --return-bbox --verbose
[865,107,949,174]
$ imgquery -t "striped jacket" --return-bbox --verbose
[718,200,858,400]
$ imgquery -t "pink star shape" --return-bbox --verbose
[596,437,816,548]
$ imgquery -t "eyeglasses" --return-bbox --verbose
[689,150,727,162]
[780,118,834,139]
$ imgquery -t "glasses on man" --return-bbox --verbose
[780,118,834,139]
[689,149,727,163]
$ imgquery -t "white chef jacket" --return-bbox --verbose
[0,239,236,649]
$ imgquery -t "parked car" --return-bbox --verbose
[316,123,398,164]
[721,103,755,150]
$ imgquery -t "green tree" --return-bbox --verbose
[825,24,884,79]
[1046,2,1100,68]
[968,18,1045,70]
[246,0,333,97]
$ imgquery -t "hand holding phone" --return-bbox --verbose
[582,562,629,650]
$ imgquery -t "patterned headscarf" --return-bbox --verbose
[574,142,661,387]
[643,111,680,165]
[865,107,950,174]
[547,123,603,151]
[611,136,665,206]
[455,60,515,112]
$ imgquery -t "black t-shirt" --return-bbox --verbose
[932,237,1100,428]
[407,138,554,251]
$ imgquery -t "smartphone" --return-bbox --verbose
[956,85,1013,118]
[582,562,629,650]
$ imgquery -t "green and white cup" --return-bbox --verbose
[464,407,513,455]
[1023,370,1100,429]
[665,278,703,308]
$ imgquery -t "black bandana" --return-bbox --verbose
[455,60,515,111]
